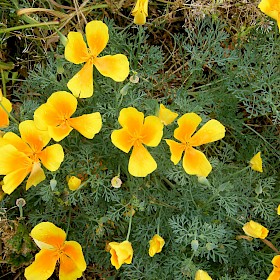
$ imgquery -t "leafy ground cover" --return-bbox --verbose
[0,0,279,279]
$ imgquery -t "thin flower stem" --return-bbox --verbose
[126,206,133,241]
[1,70,6,97]
[0,21,59,33]
[66,207,72,236]
[157,208,162,235]
[227,215,244,226]
[262,239,280,254]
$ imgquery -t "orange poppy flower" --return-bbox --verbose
[111,107,163,177]
[242,220,269,239]
[148,234,165,257]
[268,256,280,280]
[0,88,12,128]
[24,222,86,280]
[131,0,149,25]
[34,91,102,142]
[165,113,225,177]
[65,20,130,98]
[0,120,64,194]
[108,240,133,270]
[250,152,263,172]
[258,0,280,30]
[195,270,213,280]
[157,104,178,126]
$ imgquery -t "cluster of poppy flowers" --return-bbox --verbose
[0,0,277,279]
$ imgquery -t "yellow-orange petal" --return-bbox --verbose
[3,132,32,155]
[19,120,51,152]
[69,112,102,139]
[111,128,134,153]
[242,220,269,239]
[0,96,12,128]
[93,54,129,82]
[26,162,46,190]
[67,61,94,98]
[62,241,87,272]
[2,167,31,195]
[30,222,66,249]
[250,152,263,173]
[109,241,133,270]
[64,32,89,64]
[183,147,212,177]
[141,116,163,147]
[195,270,213,280]
[33,104,52,131]
[38,144,64,171]
[85,20,109,57]
[267,269,280,280]
[34,91,77,130]
[49,124,73,142]
[118,107,144,133]
[258,0,279,21]
[165,139,185,165]
[190,119,225,146]
[24,249,58,280]
[0,144,32,175]
[129,144,157,177]
[48,91,77,118]
[174,113,202,143]
[272,255,280,270]
[158,104,178,125]
[277,204,280,215]
[149,234,165,257]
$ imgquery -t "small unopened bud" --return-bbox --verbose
[191,239,199,251]
[111,176,122,188]
[120,83,130,96]
[255,184,262,195]
[197,176,210,187]
[206,242,216,251]
[50,179,57,191]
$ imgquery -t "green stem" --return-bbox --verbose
[126,207,133,241]
[66,207,72,236]
[1,70,6,97]
[19,205,23,218]
[157,208,162,235]
[227,216,244,226]
[0,21,59,34]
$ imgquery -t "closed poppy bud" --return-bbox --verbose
[131,0,149,25]
[67,176,81,191]
[250,152,263,172]
[108,240,133,269]
[148,234,165,257]
[195,270,213,280]
[242,220,269,239]
[277,204,280,215]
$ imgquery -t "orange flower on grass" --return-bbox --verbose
[157,104,178,126]
[149,234,165,257]
[258,0,280,31]
[195,270,213,280]
[250,152,263,172]
[0,88,12,128]
[111,107,163,177]
[65,20,130,98]
[242,220,269,239]
[268,256,280,280]
[108,240,133,270]
[34,91,102,142]
[131,0,149,25]
[165,113,225,177]
[0,120,64,194]
[25,222,86,280]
